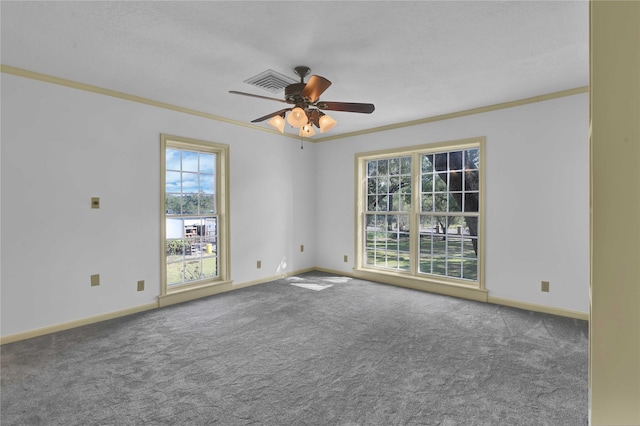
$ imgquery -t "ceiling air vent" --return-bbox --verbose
[244,69,298,93]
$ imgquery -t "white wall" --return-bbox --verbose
[0,74,317,337]
[315,93,589,314]
[0,73,589,338]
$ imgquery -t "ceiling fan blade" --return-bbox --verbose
[229,90,287,103]
[317,101,375,114]
[301,75,332,103]
[250,108,291,123]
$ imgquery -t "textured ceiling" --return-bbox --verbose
[0,1,589,138]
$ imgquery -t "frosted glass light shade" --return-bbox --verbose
[287,107,308,127]
[267,115,285,133]
[299,123,316,137]
[319,114,337,133]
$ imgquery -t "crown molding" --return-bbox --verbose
[2,64,587,143]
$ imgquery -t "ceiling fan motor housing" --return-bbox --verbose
[285,82,307,104]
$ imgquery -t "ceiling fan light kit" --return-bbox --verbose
[299,123,316,137]
[230,65,374,137]
[287,106,308,127]
[267,113,286,133]
[318,113,337,133]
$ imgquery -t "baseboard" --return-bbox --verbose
[1,268,588,344]
[487,296,589,321]
[234,267,317,289]
[157,267,317,307]
[316,267,588,321]
[0,302,158,345]
[313,266,356,277]
[1,267,318,344]
[352,268,489,303]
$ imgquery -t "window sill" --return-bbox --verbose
[353,267,487,302]
[158,279,233,308]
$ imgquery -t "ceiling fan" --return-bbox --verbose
[229,66,375,136]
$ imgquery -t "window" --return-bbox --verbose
[161,134,230,297]
[356,138,484,292]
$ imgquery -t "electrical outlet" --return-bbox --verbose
[344,255,348,263]
[91,274,100,287]
[137,280,145,291]
[541,281,550,292]
[257,260,261,269]
[91,197,100,209]
[300,244,304,252]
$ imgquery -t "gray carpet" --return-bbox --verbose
[1,272,588,425]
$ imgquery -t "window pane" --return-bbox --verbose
[199,174,214,194]
[419,257,433,274]
[377,177,388,193]
[464,193,479,212]
[446,216,464,234]
[377,195,388,211]
[182,151,199,172]
[389,176,399,194]
[366,195,375,211]
[166,218,183,239]
[434,193,448,212]
[389,158,399,175]
[166,194,181,215]
[432,235,446,258]
[421,154,433,173]
[166,171,181,193]
[422,174,433,192]
[182,172,198,193]
[367,161,378,177]
[166,261,183,285]
[377,159,388,175]
[400,176,411,193]
[400,193,411,212]
[449,151,463,170]
[202,256,217,279]
[462,238,477,258]
[447,260,462,278]
[434,175,448,192]
[434,153,448,172]
[449,193,462,212]
[391,194,400,211]
[398,232,410,252]
[182,195,198,214]
[199,153,215,174]
[432,257,446,275]
[166,149,181,171]
[447,237,462,258]
[367,177,376,195]
[464,216,479,242]
[465,149,480,169]
[400,156,412,174]
[183,259,202,283]
[421,193,433,212]
[199,194,215,214]
[464,170,479,191]
[419,215,436,234]
[419,233,433,255]
[463,259,478,281]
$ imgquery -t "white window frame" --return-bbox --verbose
[160,134,231,306]
[354,137,487,302]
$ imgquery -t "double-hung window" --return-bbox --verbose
[355,137,485,296]
[160,134,230,300]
